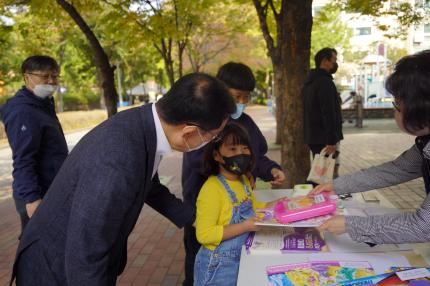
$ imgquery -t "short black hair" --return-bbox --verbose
[202,122,255,176]
[314,48,337,68]
[386,49,430,132]
[21,55,59,74]
[157,73,236,131]
[216,62,256,91]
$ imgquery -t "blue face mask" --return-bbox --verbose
[231,103,246,119]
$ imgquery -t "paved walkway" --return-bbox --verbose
[0,106,425,285]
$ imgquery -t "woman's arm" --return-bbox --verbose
[346,193,430,244]
[334,144,423,195]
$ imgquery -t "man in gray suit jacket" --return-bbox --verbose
[12,73,236,286]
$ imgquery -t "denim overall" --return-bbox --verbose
[194,175,255,286]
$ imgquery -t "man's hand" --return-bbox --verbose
[26,199,42,218]
[324,145,337,155]
[271,168,285,187]
[309,183,335,196]
[318,215,346,235]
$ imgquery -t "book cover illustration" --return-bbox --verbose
[332,267,430,286]
[267,261,375,286]
[245,228,326,253]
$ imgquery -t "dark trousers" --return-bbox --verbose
[14,199,30,239]
[183,223,201,286]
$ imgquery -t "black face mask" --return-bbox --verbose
[330,62,338,74]
[221,154,251,176]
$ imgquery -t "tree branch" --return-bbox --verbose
[268,0,280,20]
[252,0,277,60]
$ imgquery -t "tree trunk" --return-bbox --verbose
[276,0,313,187]
[56,0,117,117]
[165,57,175,87]
[158,39,175,87]
[275,94,282,145]
[177,41,185,78]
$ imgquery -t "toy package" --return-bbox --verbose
[255,207,332,227]
[274,193,337,224]
[267,261,375,286]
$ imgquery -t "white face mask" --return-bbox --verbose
[33,84,58,99]
[184,129,209,152]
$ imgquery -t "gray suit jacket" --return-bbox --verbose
[13,104,194,285]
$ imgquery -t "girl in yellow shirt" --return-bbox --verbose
[194,122,276,285]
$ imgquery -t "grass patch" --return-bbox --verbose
[0,109,108,147]
[57,110,107,133]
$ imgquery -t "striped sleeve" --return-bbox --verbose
[346,193,430,244]
[333,145,423,195]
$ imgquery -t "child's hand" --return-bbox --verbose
[271,168,285,187]
[242,216,261,232]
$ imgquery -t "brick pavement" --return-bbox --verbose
[0,105,426,286]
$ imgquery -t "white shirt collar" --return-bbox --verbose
[152,103,172,157]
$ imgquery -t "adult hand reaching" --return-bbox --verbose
[308,183,335,196]
[318,215,346,235]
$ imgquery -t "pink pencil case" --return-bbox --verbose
[274,193,337,224]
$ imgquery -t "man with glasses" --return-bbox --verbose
[12,73,236,285]
[1,55,68,236]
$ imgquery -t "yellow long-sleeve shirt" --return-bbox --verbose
[195,175,266,250]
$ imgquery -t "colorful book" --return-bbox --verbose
[331,267,430,286]
[245,228,326,254]
[267,261,375,286]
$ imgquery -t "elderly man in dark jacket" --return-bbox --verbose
[303,47,343,178]
[11,73,236,286]
[1,56,68,235]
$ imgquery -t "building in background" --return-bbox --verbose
[313,0,429,108]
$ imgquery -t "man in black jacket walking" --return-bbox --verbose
[303,48,343,178]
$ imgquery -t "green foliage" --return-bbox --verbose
[311,4,352,68]
[338,0,430,38]
[387,46,408,65]
[0,0,164,109]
